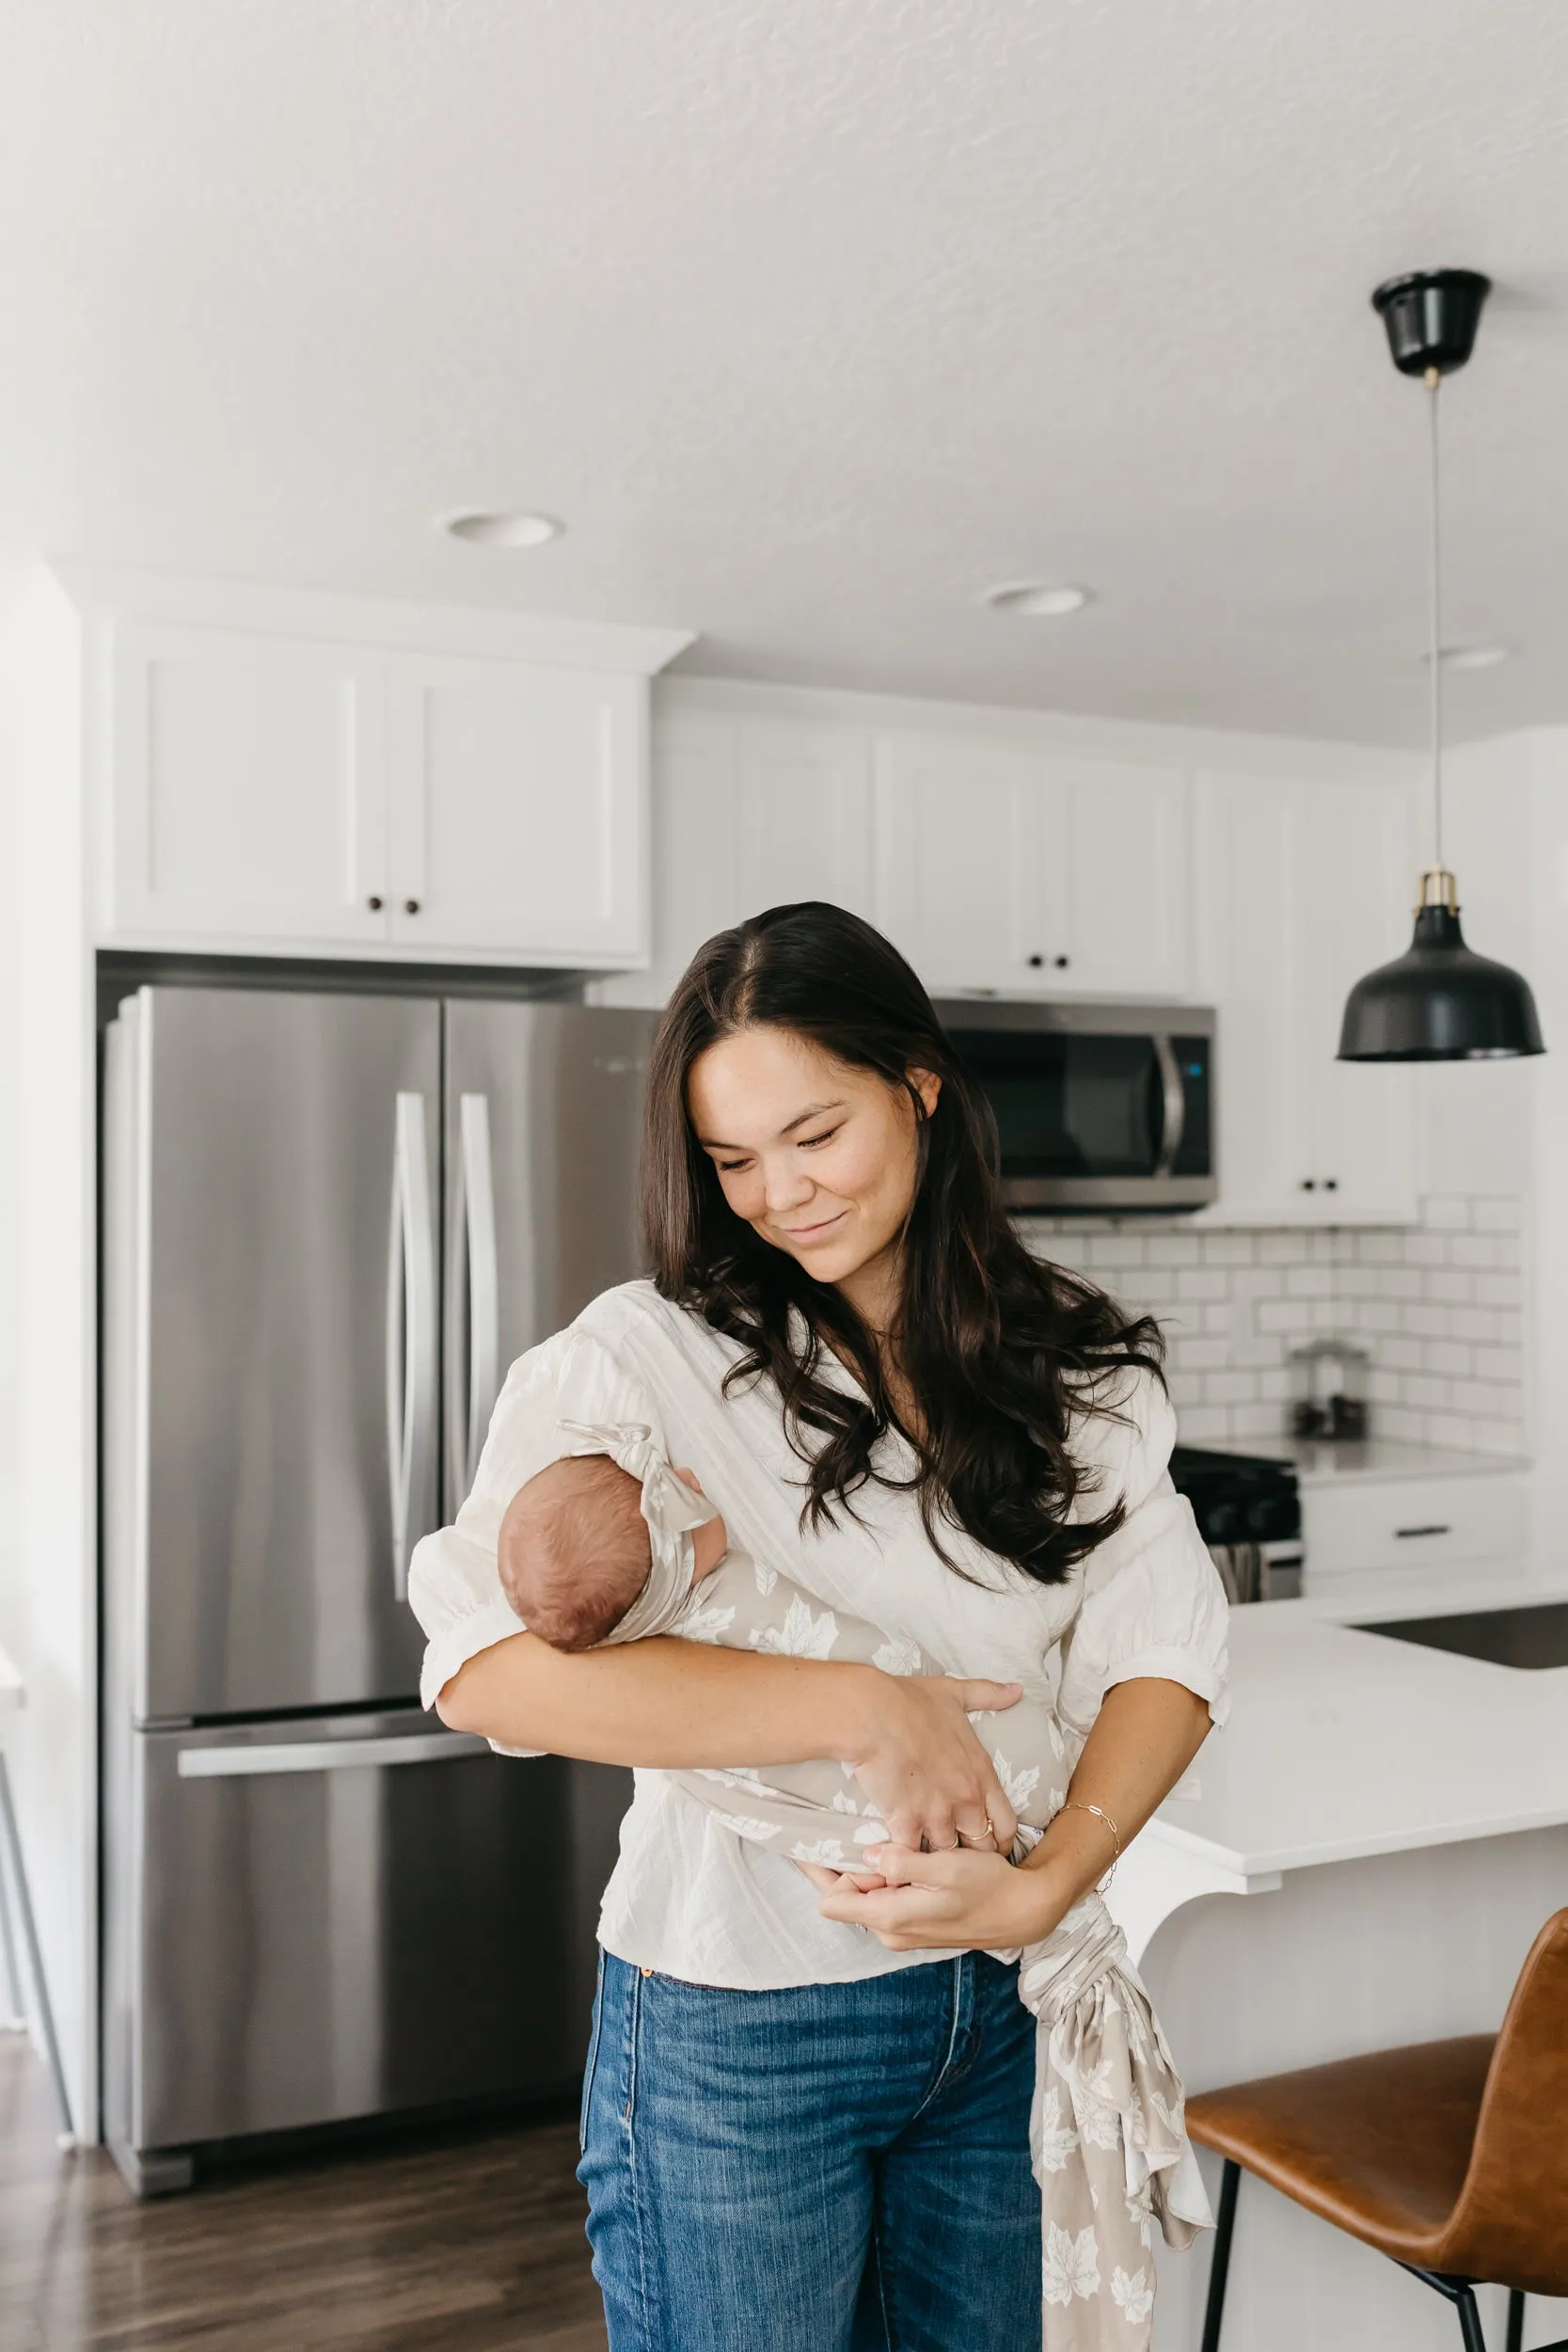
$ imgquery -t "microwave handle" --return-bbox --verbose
[1152,1036,1187,1177]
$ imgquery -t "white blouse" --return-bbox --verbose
[409,1279,1229,1992]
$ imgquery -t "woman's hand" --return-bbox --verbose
[807,1842,1072,1951]
[842,1673,1023,1857]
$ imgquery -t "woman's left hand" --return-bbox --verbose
[800,1843,1066,1952]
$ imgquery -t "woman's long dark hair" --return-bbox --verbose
[641,902,1164,1586]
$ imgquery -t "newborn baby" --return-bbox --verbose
[499,1418,1071,1861]
[500,1450,730,1649]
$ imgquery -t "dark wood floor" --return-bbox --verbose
[0,2034,608,2352]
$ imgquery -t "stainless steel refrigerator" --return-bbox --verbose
[102,983,657,2193]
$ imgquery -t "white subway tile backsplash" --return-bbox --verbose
[1175,1406,1230,1442]
[1425,1197,1472,1230]
[1023,1193,1526,1459]
[1146,1233,1202,1268]
[1199,1232,1256,1266]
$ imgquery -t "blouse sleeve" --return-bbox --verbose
[407,1315,673,1736]
[1053,1369,1230,1752]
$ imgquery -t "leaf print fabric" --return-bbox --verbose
[1043,2222,1101,2307]
[574,1415,1214,2352]
[871,1633,923,1677]
[1111,2268,1154,2328]
[749,1596,840,1659]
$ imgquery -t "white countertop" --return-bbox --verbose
[1149,1592,1568,1878]
[1226,1435,1530,1487]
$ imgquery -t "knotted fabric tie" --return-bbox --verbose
[555,1419,721,1643]
[1015,1892,1212,2344]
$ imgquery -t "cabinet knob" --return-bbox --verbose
[367,895,384,913]
[1324,1178,1338,1192]
[1027,953,1044,969]
[404,898,420,915]
[1054,954,1069,968]
[1300,1178,1317,1191]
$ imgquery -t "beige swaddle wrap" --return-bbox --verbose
[556,1419,1212,2349]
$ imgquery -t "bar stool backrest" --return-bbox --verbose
[1437,1907,1568,2296]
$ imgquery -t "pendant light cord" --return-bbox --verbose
[1426,365,1444,870]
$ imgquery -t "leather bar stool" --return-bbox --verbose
[1187,1909,1568,2352]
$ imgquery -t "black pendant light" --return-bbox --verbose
[1338,269,1544,1062]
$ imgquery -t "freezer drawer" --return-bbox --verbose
[107,1710,628,2154]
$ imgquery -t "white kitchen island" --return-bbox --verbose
[1109,1596,1568,2352]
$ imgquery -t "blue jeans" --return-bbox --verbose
[577,1948,1041,2352]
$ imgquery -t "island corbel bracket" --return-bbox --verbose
[1106,1830,1282,1967]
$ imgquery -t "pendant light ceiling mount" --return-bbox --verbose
[1337,267,1544,1063]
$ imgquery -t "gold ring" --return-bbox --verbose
[956,1820,997,1850]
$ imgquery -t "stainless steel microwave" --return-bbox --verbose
[932,1000,1216,1214]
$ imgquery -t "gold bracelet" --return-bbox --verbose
[1057,1801,1123,1886]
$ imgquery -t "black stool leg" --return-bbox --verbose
[1453,2286,1488,2352]
[1505,2292,1524,2352]
[1199,2160,1242,2352]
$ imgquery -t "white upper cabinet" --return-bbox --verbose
[1048,755,1191,996]
[1308,776,1420,1223]
[110,623,390,947]
[594,713,874,1006]
[873,734,1189,997]
[1195,769,1418,1224]
[873,736,1046,991]
[96,581,690,963]
[384,654,645,958]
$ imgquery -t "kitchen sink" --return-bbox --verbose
[1354,1600,1568,1670]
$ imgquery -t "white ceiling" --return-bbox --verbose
[4,1,1568,745]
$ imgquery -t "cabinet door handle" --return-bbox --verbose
[1027,953,1044,969]
[404,898,421,915]
[1324,1178,1338,1191]
[1394,1523,1452,1540]
[1300,1178,1317,1191]
[1054,954,1069,968]
[367,894,384,913]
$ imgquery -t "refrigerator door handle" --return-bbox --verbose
[177,1731,490,1779]
[386,1091,437,1603]
[451,1091,501,1502]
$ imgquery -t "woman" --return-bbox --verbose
[412,902,1227,2352]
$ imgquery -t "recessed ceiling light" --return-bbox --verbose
[440,509,562,548]
[1422,642,1511,671]
[985,581,1093,618]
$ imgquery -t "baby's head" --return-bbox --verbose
[499,1454,650,1651]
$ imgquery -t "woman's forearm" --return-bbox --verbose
[436,1629,881,1770]
[1021,1675,1212,1917]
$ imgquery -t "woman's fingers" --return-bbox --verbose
[950,1677,1023,1714]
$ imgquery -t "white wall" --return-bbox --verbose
[0,573,96,2136]
[1523,728,1568,1583]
